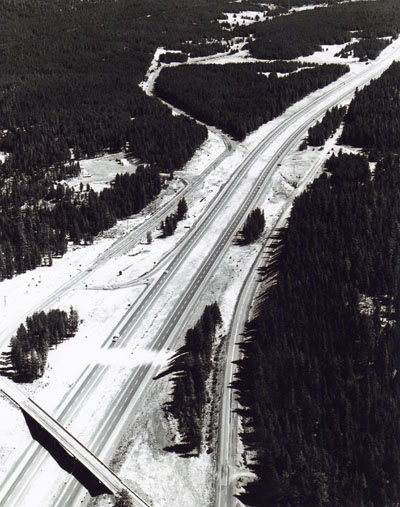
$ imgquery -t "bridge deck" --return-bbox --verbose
[0,377,149,507]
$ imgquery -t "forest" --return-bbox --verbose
[306,106,347,147]
[336,38,392,61]
[0,165,163,279]
[159,303,221,453]
[1,0,395,282]
[10,307,79,381]
[341,61,400,156]
[0,0,219,281]
[0,0,221,175]
[155,63,349,141]
[237,0,400,60]
[235,148,400,505]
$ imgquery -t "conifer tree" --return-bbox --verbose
[241,208,265,244]
[177,198,188,221]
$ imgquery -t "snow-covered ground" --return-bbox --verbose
[139,35,360,93]
[0,123,327,506]
[1,32,400,507]
[89,116,349,507]
[218,2,356,31]
[64,153,138,193]
[218,10,268,28]
[296,40,360,65]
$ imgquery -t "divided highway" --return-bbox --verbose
[213,39,400,507]
[214,144,333,507]
[0,132,234,348]
[0,379,149,507]
[1,38,400,507]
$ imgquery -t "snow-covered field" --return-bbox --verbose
[218,10,268,28]
[139,33,359,87]
[65,153,138,193]
[1,31,400,507]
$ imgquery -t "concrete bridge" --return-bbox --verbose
[0,377,150,507]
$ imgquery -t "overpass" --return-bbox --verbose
[0,377,150,507]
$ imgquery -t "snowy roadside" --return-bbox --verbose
[92,130,348,507]
[2,33,400,507]
[95,40,400,507]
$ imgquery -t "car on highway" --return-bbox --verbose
[112,333,120,343]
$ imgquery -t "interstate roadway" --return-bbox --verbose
[2,38,400,507]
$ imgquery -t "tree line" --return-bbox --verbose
[236,0,400,60]
[325,151,370,187]
[155,63,349,141]
[159,52,188,64]
[235,151,400,506]
[0,165,161,280]
[336,37,392,61]
[160,303,221,453]
[10,307,79,381]
[0,0,213,178]
[305,106,347,147]
[0,0,224,282]
[341,61,400,157]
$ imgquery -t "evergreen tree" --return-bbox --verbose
[163,302,221,452]
[67,306,79,336]
[240,208,265,244]
[176,198,188,221]
[10,307,79,381]
[161,214,178,237]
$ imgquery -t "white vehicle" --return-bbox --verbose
[112,332,120,343]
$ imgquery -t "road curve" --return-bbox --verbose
[213,39,400,507]
[33,57,387,506]
[2,39,400,507]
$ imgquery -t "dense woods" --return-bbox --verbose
[1,0,396,284]
[0,0,215,176]
[0,0,222,281]
[159,52,188,64]
[337,38,392,61]
[5,1,400,504]
[325,152,370,186]
[235,151,400,505]
[10,308,79,381]
[306,106,347,147]
[163,303,221,452]
[237,0,400,60]
[0,165,162,280]
[240,208,265,244]
[155,63,349,141]
[341,61,400,156]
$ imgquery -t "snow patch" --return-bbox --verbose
[63,152,138,193]
[218,10,268,29]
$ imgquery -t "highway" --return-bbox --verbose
[0,131,234,346]
[213,40,400,507]
[214,144,333,507]
[0,378,150,506]
[1,38,400,507]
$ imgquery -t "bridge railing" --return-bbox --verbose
[0,378,150,507]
